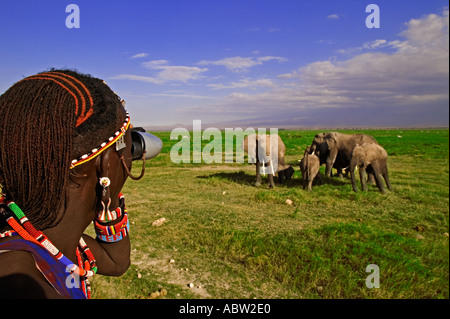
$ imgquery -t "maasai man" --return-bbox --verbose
[0,70,140,298]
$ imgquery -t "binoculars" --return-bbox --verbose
[130,127,163,161]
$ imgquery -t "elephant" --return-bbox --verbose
[317,145,349,178]
[242,134,294,188]
[309,132,378,178]
[349,143,392,193]
[299,148,320,191]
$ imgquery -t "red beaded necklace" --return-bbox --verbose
[0,196,97,298]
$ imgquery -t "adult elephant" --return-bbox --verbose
[243,134,294,188]
[309,132,378,177]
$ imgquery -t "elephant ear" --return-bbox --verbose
[320,141,329,154]
[364,146,377,165]
[325,136,336,151]
[353,145,367,166]
[352,144,359,155]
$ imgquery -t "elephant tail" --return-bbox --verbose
[304,154,310,180]
[307,155,315,179]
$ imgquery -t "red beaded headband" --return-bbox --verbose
[70,112,131,169]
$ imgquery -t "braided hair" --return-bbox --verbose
[0,69,126,230]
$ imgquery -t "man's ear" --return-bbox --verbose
[97,147,115,172]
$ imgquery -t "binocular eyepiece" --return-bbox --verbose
[130,127,163,161]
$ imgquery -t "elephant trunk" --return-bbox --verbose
[310,143,317,154]
[350,157,358,192]
[349,157,357,173]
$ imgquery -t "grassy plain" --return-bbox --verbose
[90,129,449,299]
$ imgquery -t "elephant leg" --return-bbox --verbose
[382,165,392,191]
[367,172,375,184]
[306,167,312,191]
[255,163,262,186]
[316,172,323,185]
[302,169,308,189]
[360,167,368,192]
[325,149,338,177]
[278,168,285,185]
[325,162,333,177]
[371,163,386,194]
[307,178,313,191]
[268,174,274,188]
[350,169,358,192]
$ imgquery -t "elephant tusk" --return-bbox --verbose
[270,161,275,175]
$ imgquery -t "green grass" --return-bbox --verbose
[90,129,449,299]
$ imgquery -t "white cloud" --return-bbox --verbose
[198,57,257,72]
[142,60,169,68]
[159,66,208,82]
[257,56,288,63]
[299,10,449,98]
[198,56,287,72]
[143,60,208,82]
[338,39,408,54]
[148,92,215,100]
[110,74,161,84]
[327,14,339,19]
[207,78,276,90]
[131,53,149,59]
[363,39,387,49]
[112,60,208,84]
[181,10,449,127]
[401,10,449,49]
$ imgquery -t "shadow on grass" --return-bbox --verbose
[198,170,349,189]
[321,175,349,187]
[198,171,256,186]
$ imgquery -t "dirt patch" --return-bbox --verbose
[131,249,211,298]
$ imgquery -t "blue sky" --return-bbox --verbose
[0,1,448,128]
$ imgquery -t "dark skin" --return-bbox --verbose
[0,125,133,298]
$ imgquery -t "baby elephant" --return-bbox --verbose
[349,143,392,193]
[242,134,294,188]
[299,150,320,191]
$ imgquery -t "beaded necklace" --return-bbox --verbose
[0,197,97,299]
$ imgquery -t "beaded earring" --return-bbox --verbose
[99,177,111,197]
[97,176,112,222]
